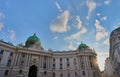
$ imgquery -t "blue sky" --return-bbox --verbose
[0,0,120,71]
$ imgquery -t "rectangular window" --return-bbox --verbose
[53,72,55,77]
[0,49,4,54]
[53,64,55,67]
[21,53,25,58]
[43,63,46,69]
[60,58,62,61]
[0,57,1,62]
[10,52,13,56]
[4,70,9,76]
[67,58,69,61]
[82,71,85,76]
[60,64,62,69]
[118,36,120,40]
[7,60,11,66]
[53,58,55,61]
[67,63,70,67]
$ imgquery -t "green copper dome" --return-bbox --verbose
[78,42,88,50]
[25,33,40,47]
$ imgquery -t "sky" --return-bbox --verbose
[0,0,120,71]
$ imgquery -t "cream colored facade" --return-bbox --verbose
[0,34,101,77]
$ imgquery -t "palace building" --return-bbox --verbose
[0,33,101,77]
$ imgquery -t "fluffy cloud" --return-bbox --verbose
[65,27,87,40]
[50,10,70,33]
[103,38,109,45]
[104,0,110,5]
[86,0,96,20]
[95,19,109,41]
[68,42,76,50]
[9,30,16,41]
[0,22,4,31]
[101,16,107,21]
[55,2,62,12]
[76,16,82,29]
[65,16,87,40]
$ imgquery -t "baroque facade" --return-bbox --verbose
[104,27,120,77]
[0,33,101,77]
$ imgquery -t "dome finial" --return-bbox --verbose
[81,41,83,44]
[34,33,36,36]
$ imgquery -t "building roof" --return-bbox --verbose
[25,33,40,47]
[78,42,88,50]
[110,26,120,37]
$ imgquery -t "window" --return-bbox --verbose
[60,64,62,69]
[75,72,77,76]
[0,57,1,62]
[22,53,25,58]
[33,59,36,63]
[67,63,70,67]
[7,60,11,66]
[10,52,13,56]
[43,63,46,69]
[53,72,55,77]
[90,62,93,68]
[0,49,4,54]
[53,58,55,61]
[82,71,85,76]
[60,58,62,61]
[89,56,92,60]
[68,72,70,77]
[4,70,9,76]
[60,73,63,77]
[118,36,120,40]
[19,70,22,74]
[44,71,47,75]
[53,64,55,67]
[67,58,69,61]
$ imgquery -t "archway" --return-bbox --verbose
[28,65,37,77]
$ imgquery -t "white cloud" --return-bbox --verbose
[68,42,76,50]
[86,0,96,20]
[53,36,58,40]
[76,16,82,29]
[55,2,62,12]
[96,13,100,16]
[0,12,4,20]
[50,10,70,33]
[114,24,120,29]
[95,19,109,41]
[65,27,87,40]
[65,16,87,40]
[9,30,16,41]
[103,38,109,45]
[0,22,4,31]
[104,0,110,5]
[101,16,107,21]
